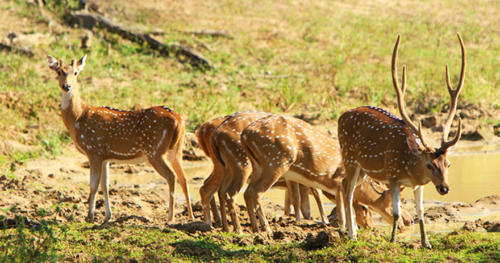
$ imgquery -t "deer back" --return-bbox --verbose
[338,106,426,185]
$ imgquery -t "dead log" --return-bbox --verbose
[66,11,213,70]
[0,43,34,57]
[150,29,233,39]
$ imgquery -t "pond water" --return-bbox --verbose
[117,147,500,228]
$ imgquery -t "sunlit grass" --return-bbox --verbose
[0,0,499,174]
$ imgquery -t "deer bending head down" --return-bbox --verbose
[47,55,193,223]
[240,114,411,233]
[339,34,465,248]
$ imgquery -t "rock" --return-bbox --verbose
[487,223,500,232]
[493,124,500,137]
[169,221,212,233]
[273,231,285,240]
[253,234,270,245]
[421,116,437,128]
[233,236,252,246]
[461,125,495,141]
[182,132,206,160]
[303,230,334,250]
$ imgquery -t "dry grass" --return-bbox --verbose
[0,0,499,172]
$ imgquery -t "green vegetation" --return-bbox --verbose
[0,215,498,262]
[1,0,499,172]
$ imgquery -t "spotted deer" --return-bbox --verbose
[339,33,465,248]
[47,55,194,223]
[272,177,329,224]
[196,115,229,226]
[198,112,277,233]
[240,114,411,233]
[198,112,355,232]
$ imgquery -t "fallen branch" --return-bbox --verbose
[150,29,233,39]
[0,43,34,57]
[66,11,213,70]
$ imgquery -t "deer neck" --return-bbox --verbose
[60,86,87,137]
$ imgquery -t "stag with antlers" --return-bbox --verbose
[47,55,194,223]
[339,34,465,248]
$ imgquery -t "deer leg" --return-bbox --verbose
[148,156,176,222]
[218,166,234,232]
[284,187,291,216]
[245,165,287,233]
[285,180,301,222]
[299,184,311,220]
[311,188,328,225]
[168,150,193,220]
[335,188,345,229]
[227,193,242,234]
[226,165,251,234]
[343,165,360,239]
[244,164,261,233]
[389,180,401,243]
[86,159,103,223]
[218,185,230,232]
[414,185,431,248]
[210,196,221,225]
[100,161,112,223]
[200,162,224,226]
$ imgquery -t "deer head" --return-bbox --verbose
[392,34,465,195]
[47,54,86,94]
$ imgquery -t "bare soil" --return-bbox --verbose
[1,145,499,246]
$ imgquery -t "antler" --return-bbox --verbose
[441,33,466,148]
[392,35,429,147]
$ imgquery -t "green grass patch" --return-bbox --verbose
[0,216,498,262]
[1,0,499,173]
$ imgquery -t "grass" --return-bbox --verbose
[0,215,498,262]
[0,0,499,187]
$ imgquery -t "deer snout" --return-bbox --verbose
[436,184,449,195]
[62,83,71,91]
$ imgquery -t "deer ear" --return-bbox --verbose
[406,137,422,155]
[76,54,87,71]
[47,55,59,71]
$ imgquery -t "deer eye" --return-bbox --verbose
[426,163,433,170]
[74,72,78,76]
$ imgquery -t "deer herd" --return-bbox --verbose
[46,33,466,248]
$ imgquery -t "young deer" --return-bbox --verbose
[47,55,194,223]
[240,114,410,233]
[339,34,465,248]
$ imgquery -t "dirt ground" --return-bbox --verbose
[1,143,499,246]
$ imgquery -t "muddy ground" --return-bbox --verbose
[1,143,499,248]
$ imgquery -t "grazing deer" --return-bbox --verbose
[199,112,346,232]
[198,112,273,233]
[273,174,409,229]
[47,54,194,223]
[240,114,411,233]
[196,115,229,226]
[272,177,329,224]
[339,33,465,248]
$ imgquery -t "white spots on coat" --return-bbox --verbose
[74,105,179,159]
[338,106,420,182]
